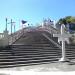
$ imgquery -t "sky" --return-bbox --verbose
[0,0,75,33]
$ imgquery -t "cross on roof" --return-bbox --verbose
[53,24,72,62]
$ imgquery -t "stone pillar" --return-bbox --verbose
[59,40,66,61]
[2,30,9,47]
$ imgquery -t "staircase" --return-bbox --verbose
[0,30,75,68]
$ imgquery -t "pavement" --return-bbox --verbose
[0,61,75,75]
[0,60,75,72]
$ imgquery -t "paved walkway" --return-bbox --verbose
[0,61,75,75]
[0,61,75,72]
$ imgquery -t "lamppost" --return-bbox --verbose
[4,18,9,45]
[14,24,15,33]
[6,18,7,31]
[4,18,8,33]
[8,19,15,44]
[10,19,16,35]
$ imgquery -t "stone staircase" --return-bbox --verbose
[0,30,75,68]
[0,44,61,68]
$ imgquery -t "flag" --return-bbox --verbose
[21,20,27,24]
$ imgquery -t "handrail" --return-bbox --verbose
[9,29,23,45]
[9,27,28,45]
[42,33,61,49]
[43,25,60,34]
[38,24,61,48]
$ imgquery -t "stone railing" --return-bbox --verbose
[37,24,61,48]
[45,23,60,34]
[38,23,60,34]
[9,27,28,45]
[0,29,23,46]
[9,28,24,45]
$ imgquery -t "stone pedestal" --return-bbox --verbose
[59,57,70,62]
[1,30,9,47]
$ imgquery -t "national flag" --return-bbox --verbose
[21,20,27,24]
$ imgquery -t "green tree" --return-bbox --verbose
[56,16,75,25]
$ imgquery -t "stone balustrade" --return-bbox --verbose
[9,27,28,45]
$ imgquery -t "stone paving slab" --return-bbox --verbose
[0,61,75,72]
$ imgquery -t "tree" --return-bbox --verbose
[56,16,75,25]
[56,16,75,29]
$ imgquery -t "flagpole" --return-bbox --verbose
[14,23,15,33]
[21,20,27,35]
[11,19,12,35]
[8,19,15,44]
[6,18,7,31]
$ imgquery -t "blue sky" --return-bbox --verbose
[0,0,75,33]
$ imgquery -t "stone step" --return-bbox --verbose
[11,44,57,46]
[0,53,74,60]
[0,50,60,54]
[1,50,75,55]
[0,49,74,53]
[11,47,75,50]
[1,49,75,53]
[9,50,60,53]
[0,53,12,55]
[12,44,51,46]
[11,46,75,50]
[0,50,75,55]
[0,56,60,61]
[67,57,75,59]
[0,61,55,68]
[0,56,59,63]
[65,52,75,54]
[11,46,58,49]
[0,52,11,53]
[0,58,59,68]
[11,48,75,51]
[11,49,60,52]
[0,52,75,58]
[12,48,60,50]
[9,53,60,57]
[12,52,59,55]
[0,54,60,59]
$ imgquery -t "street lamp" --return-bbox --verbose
[8,19,15,34]
[5,18,7,31]
[8,19,16,44]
